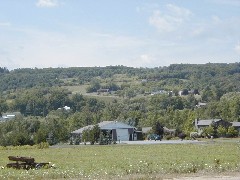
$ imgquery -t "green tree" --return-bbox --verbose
[217,125,227,137]
[152,121,164,137]
[34,123,49,144]
[226,126,238,137]
[71,93,85,112]
[0,98,8,115]
[203,125,215,137]
[48,88,70,110]
[86,79,101,93]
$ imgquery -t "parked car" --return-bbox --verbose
[147,134,162,141]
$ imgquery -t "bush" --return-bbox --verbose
[165,135,172,140]
[226,126,238,137]
[203,126,216,137]
[178,133,186,140]
[217,125,227,137]
[36,142,50,149]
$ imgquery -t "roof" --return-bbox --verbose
[1,112,21,121]
[197,119,222,126]
[99,121,134,130]
[231,122,240,127]
[72,121,135,134]
[71,125,94,134]
[142,127,152,134]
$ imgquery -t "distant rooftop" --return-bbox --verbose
[197,119,222,126]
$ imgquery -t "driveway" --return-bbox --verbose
[119,139,207,145]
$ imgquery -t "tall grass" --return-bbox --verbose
[0,142,239,179]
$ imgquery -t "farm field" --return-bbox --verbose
[0,141,240,179]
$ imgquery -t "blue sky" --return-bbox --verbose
[0,0,240,69]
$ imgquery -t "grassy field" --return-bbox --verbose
[0,142,240,179]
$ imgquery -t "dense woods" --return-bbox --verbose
[0,63,240,146]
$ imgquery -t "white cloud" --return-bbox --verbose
[36,0,59,8]
[149,4,192,33]
[191,26,205,37]
[139,54,154,64]
[211,15,222,24]
[235,43,240,54]
[149,11,176,32]
[0,25,150,69]
[166,4,191,18]
[0,22,11,27]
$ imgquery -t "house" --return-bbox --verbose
[150,90,167,96]
[194,119,231,132]
[0,112,21,122]
[196,102,207,108]
[57,106,71,111]
[97,89,109,93]
[231,122,240,135]
[63,106,70,110]
[71,121,136,142]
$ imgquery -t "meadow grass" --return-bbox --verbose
[64,85,88,94]
[0,142,239,179]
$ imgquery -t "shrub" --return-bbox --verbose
[203,126,216,137]
[165,135,172,140]
[226,126,238,137]
[178,133,186,140]
[217,125,227,137]
[36,142,50,149]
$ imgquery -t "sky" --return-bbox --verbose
[0,0,240,70]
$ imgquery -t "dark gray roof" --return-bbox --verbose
[99,121,134,130]
[197,119,222,126]
[71,121,135,134]
[231,122,240,127]
[71,125,94,134]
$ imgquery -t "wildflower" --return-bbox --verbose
[51,164,56,169]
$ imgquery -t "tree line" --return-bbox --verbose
[1,63,240,146]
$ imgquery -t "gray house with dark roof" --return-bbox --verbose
[194,119,232,132]
[72,121,136,141]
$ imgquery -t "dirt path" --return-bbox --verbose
[173,176,239,180]
[169,172,240,180]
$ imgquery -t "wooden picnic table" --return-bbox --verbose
[6,156,49,170]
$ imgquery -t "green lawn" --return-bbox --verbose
[0,142,239,179]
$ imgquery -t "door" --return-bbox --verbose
[116,129,129,141]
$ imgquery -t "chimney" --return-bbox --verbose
[194,118,199,129]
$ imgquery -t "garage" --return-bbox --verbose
[72,121,136,142]
[116,128,129,141]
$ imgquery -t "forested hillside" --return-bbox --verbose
[0,63,240,146]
